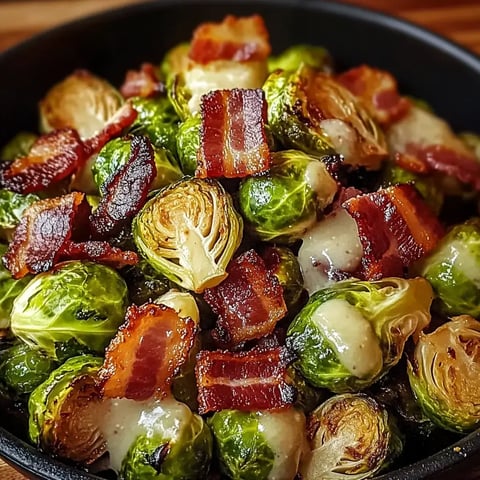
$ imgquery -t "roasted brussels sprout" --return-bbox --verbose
[0,190,39,241]
[286,277,433,392]
[160,42,191,83]
[417,219,480,317]
[28,355,106,464]
[459,131,480,159]
[129,96,180,154]
[101,397,212,479]
[92,136,182,193]
[0,132,37,161]
[39,70,123,138]
[239,150,337,243]
[300,393,403,479]
[0,244,32,329]
[208,408,307,480]
[263,65,387,169]
[268,45,333,73]
[176,115,201,176]
[11,261,129,358]
[408,315,480,433]
[133,177,243,292]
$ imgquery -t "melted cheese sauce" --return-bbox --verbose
[304,160,337,210]
[256,409,308,480]
[298,209,363,294]
[312,298,383,378]
[320,119,357,162]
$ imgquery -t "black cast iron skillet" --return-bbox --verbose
[0,1,480,478]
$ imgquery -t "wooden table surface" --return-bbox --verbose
[0,0,479,478]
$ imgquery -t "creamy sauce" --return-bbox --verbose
[155,290,200,324]
[304,160,337,210]
[298,209,363,294]
[320,119,356,163]
[312,298,383,378]
[256,409,308,480]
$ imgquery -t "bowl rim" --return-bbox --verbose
[0,1,480,479]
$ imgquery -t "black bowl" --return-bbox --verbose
[1,1,480,479]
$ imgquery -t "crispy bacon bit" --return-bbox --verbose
[0,129,86,194]
[99,303,196,400]
[337,65,410,126]
[204,249,287,347]
[90,135,156,239]
[84,103,138,156]
[61,241,138,268]
[189,14,271,65]
[343,184,445,279]
[197,89,271,178]
[3,192,90,278]
[195,347,295,413]
[120,63,164,99]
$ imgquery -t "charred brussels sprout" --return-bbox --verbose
[408,315,480,433]
[129,96,180,154]
[263,65,386,169]
[0,190,39,241]
[239,150,337,243]
[268,45,333,73]
[10,261,129,358]
[133,177,243,293]
[418,219,480,317]
[208,408,306,480]
[286,278,433,392]
[0,132,37,161]
[176,115,201,176]
[28,355,106,464]
[0,342,56,395]
[92,136,182,193]
[300,393,403,480]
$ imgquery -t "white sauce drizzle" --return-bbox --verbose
[304,160,337,210]
[320,119,357,163]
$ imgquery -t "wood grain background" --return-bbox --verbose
[0,0,479,478]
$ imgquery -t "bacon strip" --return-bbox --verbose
[90,135,156,239]
[195,347,295,414]
[3,192,89,278]
[337,65,410,126]
[99,303,196,400]
[343,184,445,280]
[0,129,86,194]
[197,89,271,178]
[120,63,164,99]
[189,15,271,65]
[204,249,287,347]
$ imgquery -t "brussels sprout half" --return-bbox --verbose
[418,218,480,318]
[268,44,333,73]
[286,277,433,392]
[11,261,129,358]
[0,132,38,161]
[408,315,480,433]
[300,393,403,480]
[0,190,39,241]
[133,177,243,293]
[239,150,337,243]
[176,115,201,176]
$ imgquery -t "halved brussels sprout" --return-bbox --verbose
[133,177,243,293]
[11,261,129,358]
[92,136,182,194]
[0,190,39,241]
[0,132,38,161]
[28,355,106,464]
[417,219,480,318]
[300,393,403,480]
[268,45,333,73]
[408,315,480,433]
[263,65,387,169]
[208,408,307,480]
[39,70,123,138]
[99,397,212,479]
[238,150,337,243]
[176,115,201,176]
[286,277,433,392]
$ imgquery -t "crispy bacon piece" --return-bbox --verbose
[204,249,287,347]
[189,14,271,65]
[90,135,156,239]
[343,184,445,279]
[0,129,86,194]
[337,65,411,126]
[99,303,196,400]
[197,89,271,178]
[3,192,90,278]
[120,63,164,99]
[195,347,295,414]
[61,241,138,268]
